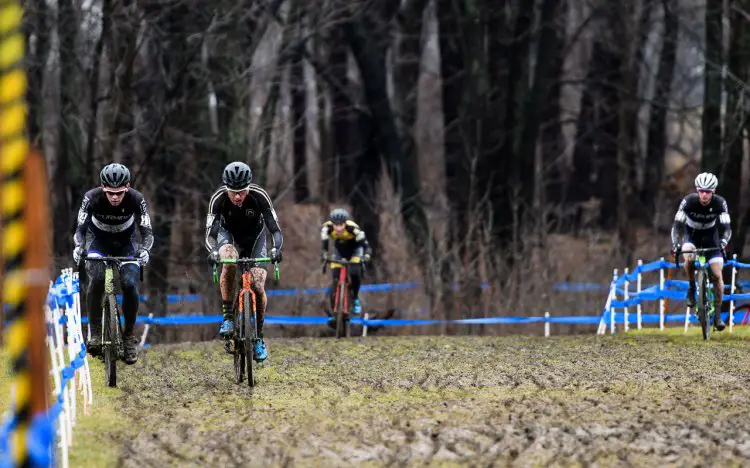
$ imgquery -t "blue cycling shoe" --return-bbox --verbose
[352,298,362,316]
[254,339,268,362]
[219,319,235,337]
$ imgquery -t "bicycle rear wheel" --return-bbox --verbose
[104,295,118,387]
[244,291,256,388]
[696,269,711,340]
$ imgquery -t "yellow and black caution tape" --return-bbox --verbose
[0,0,31,465]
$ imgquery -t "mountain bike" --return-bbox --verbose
[323,258,362,339]
[676,247,724,340]
[81,255,143,387]
[212,257,280,387]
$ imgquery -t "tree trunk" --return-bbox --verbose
[702,1,724,173]
[53,0,80,258]
[84,0,112,181]
[328,25,360,201]
[291,50,309,202]
[642,0,678,218]
[540,2,567,213]
[498,0,535,245]
[724,0,750,257]
[24,0,50,147]
[394,0,430,160]
[515,0,562,217]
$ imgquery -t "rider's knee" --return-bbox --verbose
[250,268,267,291]
[120,264,140,288]
[219,244,238,260]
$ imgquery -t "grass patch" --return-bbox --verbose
[0,350,133,466]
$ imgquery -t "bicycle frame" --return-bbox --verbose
[323,258,360,339]
[82,255,141,387]
[212,257,280,387]
[674,247,723,340]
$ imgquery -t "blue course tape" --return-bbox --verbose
[74,313,611,327]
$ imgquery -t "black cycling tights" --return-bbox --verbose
[329,264,362,311]
[86,262,140,335]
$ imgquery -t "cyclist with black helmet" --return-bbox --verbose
[205,161,283,362]
[321,208,372,317]
[73,163,154,364]
[671,172,732,331]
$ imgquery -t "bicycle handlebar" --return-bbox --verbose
[80,256,144,281]
[211,257,280,285]
[84,256,140,262]
[321,258,366,274]
[674,247,725,269]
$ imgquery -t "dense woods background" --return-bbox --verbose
[13,0,750,336]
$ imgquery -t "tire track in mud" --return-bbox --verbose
[104,333,750,467]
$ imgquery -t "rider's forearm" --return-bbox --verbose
[271,230,283,251]
[140,227,154,251]
[73,227,86,248]
[321,239,329,252]
[204,220,219,252]
[720,213,732,246]
[361,238,372,257]
[670,221,685,246]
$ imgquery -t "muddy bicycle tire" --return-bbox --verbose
[335,281,348,339]
[234,307,245,384]
[104,295,119,387]
[696,269,711,340]
[244,291,256,388]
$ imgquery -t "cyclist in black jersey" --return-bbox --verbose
[205,162,283,362]
[671,172,731,331]
[73,163,154,364]
[321,208,372,318]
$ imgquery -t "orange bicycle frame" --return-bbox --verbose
[238,271,256,315]
[333,266,349,316]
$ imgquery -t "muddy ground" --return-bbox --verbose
[65,332,750,467]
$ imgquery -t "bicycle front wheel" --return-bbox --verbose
[335,282,346,339]
[696,269,711,340]
[104,295,118,387]
[244,291,256,388]
[234,307,245,384]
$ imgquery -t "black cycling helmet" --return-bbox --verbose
[329,208,350,224]
[222,161,253,190]
[100,163,131,188]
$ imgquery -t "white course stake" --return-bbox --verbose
[140,313,154,348]
[659,257,665,331]
[637,260,643,330]
[544,312,550,337]
[362,312,369,337]
[684,306,691,333]
[624,268,630,332]
[730,254,737,333]
[611,269,618,335]
[598,270,617,335]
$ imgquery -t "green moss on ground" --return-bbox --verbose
[4,330,750,466]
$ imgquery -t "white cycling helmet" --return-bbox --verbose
[695,172,718,190]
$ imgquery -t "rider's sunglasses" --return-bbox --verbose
[103,188,128,195]
[227,186,250,195]
[697,189,714,194]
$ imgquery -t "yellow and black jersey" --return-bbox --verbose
[321,220,372,256]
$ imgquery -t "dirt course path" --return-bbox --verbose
[95,333,750,467]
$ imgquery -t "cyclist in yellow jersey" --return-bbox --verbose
[321,208,372,316]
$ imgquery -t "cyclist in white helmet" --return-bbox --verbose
[671,172,731,331]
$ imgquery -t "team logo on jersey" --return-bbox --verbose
[77,197,90,225]
[140,199,152,228]
[246,209,256,217]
